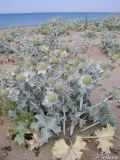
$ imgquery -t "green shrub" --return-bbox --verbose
[39,18,69,36]
[101,32,120,58]
[0,87,16,115]
[82,31,97,39]
[0,40,15,54]
[100,16,120,31]
[69,18,87,31]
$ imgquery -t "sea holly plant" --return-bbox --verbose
[0,17,119,159]
[81,31,97,39]
[0,39,15,55]
[101,32,120,60]
[1,50,114,145]
[0,39,116,156]
[71,36,89,55]
[99,16,120,31]
[69,18,87,31]
[38,17,69,36]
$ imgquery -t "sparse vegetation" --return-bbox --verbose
[101,32,120,59]
[82,31,97,39]
[0,16,120,160]
[100,16,120,31]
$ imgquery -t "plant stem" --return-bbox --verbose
[82,135,117,139]
[91,95,113,109]
[80,121,100,133]
[80,96,83,111]
[63,110,66,136]
[70,122,75,136]
[55,74,62,81]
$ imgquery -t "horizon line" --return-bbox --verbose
[0,11,120,15]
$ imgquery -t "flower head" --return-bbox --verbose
[42,91,59,107]
[83,75,92,85]
[40,45,49,53]
[100,61,109,70]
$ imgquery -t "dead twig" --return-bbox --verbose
[80,121,100,133]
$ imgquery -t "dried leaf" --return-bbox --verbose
[95,123,115,154]
[52,139,69,158]
[27,130,43,151]
[73,136,86,150]
[27,139,43,151]
[52,136,86,160]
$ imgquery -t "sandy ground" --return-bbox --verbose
[0,29,120,160]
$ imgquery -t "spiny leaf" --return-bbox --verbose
[14,134,25,145]
[31,112,61,143]
[99,106,115,126]
[40,128,52,143]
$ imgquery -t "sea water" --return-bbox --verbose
[0,12,120,28]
